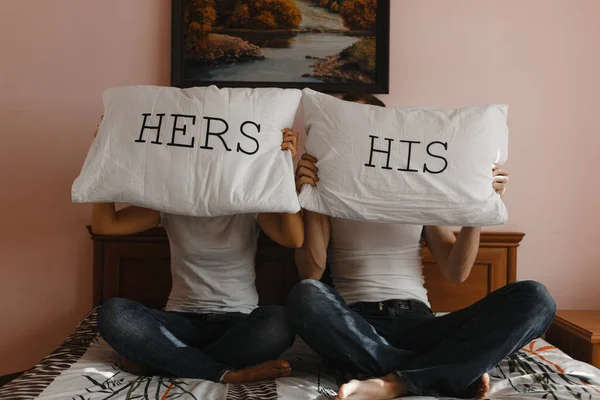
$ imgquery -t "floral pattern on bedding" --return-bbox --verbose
[487,340,600,399]
[1,308,599,400]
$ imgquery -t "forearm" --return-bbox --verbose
[91,203,160,235]
[279,211,304,248]
[445,227,481,283]
[257,211,304,248]
[91,203,118,234]
[296,210,329,280]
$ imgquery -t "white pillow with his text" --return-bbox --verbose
[299,89,508,226]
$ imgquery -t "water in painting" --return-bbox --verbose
[183,0,377,84]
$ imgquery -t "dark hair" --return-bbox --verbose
[342,92,386,107]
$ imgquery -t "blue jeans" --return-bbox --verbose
[97,298,295,382]
[287,280,556,398]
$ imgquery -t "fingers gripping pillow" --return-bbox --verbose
[298,89,508,226]
[72,86,302,216]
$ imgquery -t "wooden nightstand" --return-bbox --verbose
[545,310,600,369]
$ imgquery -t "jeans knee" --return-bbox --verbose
[287,279,330,323]
[514,280,556,330]
[97,298,143,343]
[288,279,330,306]
[98,298,126,331]
[517,281,556,313]
[251,305,295,353]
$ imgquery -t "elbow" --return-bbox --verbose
[282,237,303,249]
[276,234,303,249]
[285,225,304,249]
[299,271,323,281]
[91,221,116,236]
[90,224,109,235]
[451,274,468,284]
[90,221,104,235]
[290,234,304,249]
[276,215,304,248]
[278,231,304,249]
[91,205,118,235]
[443,263,471,284]
[450,269,470,284]
[290,218,305,249]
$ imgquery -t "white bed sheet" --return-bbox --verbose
[29,336,600,400]
[3,308,599,400]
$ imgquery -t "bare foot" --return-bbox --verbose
[221,360,291,384]
[475,373,490,399]
[336,373,409,400]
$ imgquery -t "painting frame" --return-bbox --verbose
[171,0,390,93]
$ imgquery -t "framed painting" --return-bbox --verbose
[171,0,390,93]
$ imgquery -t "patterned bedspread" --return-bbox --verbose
[2,308,600,400]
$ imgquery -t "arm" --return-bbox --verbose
[89,117,161,236]
[257,212,304,248]
[293,153,330,280]
[422,226,481,283]
[257,128,305,248]
[295,210,330,280]
[424,164,509,283]
[91,203,160,235]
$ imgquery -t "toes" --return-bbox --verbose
[338,380,359,399]
[475,374,491,399]
[482,373,490,384]
[482,373,491,391]
[270,364,291,379]
[338,384,349,399]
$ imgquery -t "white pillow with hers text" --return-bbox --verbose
[299,89,508,226]
[72,85,302,216]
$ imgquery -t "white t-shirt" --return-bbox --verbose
[329,217,430,307]
[161,213,259,314]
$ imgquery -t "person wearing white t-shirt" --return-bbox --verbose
[288,93,556,400]
[93,122,304,384]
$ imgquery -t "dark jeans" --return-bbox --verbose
[97,298,295,382]
[287,279,556,398]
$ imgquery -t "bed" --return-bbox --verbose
[2,229,600,400]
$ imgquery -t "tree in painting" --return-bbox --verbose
[182,0,380,85]
[340,0,377,31]
[184,2,248,65]
[305,0,378,83]
[311,0,376,30]
[229,0,302,29]
[184,0,217,54]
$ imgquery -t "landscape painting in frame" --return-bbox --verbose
[171,0,390,93]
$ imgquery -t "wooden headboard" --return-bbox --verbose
[90,228,524,313]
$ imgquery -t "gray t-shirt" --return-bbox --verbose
[161,213,259,314]
[329,217,430,307]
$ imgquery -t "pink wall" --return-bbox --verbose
[380,0,600,311]
[0,1,171,375]
[0,0,598,375]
